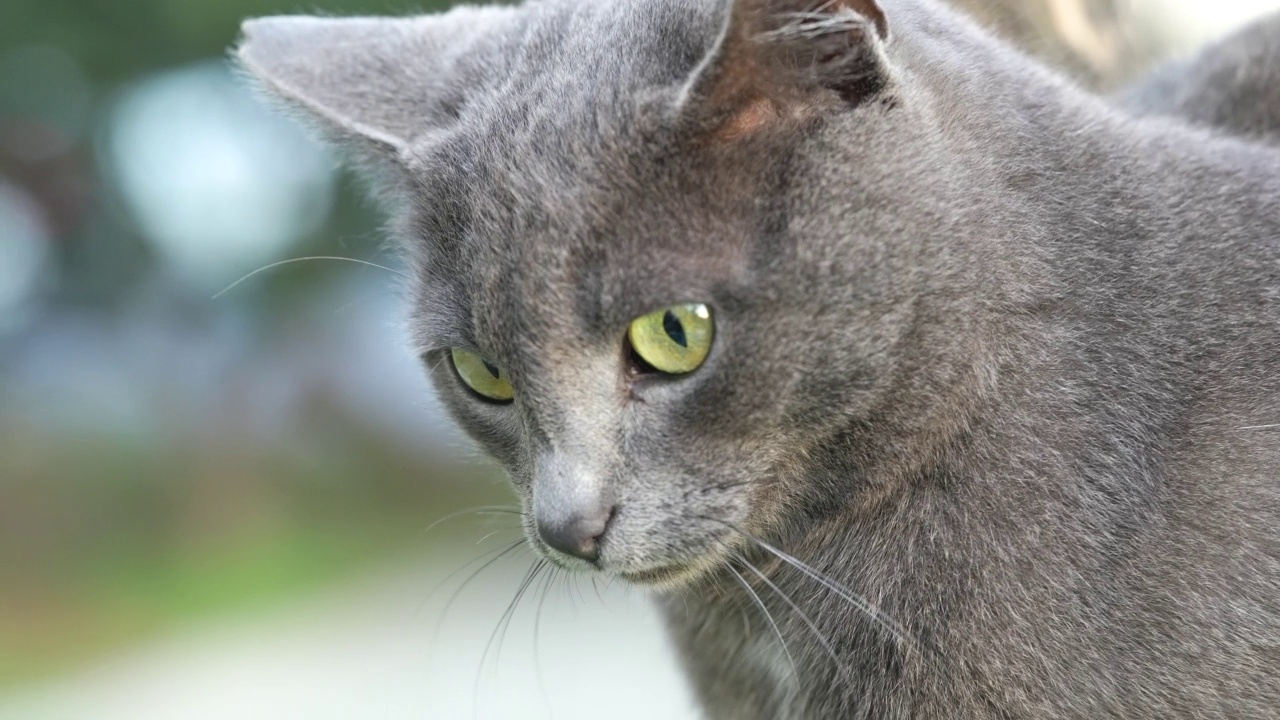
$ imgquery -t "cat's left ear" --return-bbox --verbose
[236,9,511,157]
[678,0,892,138]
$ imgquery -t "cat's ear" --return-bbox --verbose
[235,10,509,156]
[678,0,891,139]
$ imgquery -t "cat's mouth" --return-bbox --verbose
[533,544,702,587]
[533,541,719,590]
[527,516,739,590]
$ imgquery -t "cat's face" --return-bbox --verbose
[238,0,963,589]
[408,118,917,586]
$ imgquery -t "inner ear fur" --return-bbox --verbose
[679,0,892,138]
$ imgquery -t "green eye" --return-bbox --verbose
[450,349,515,402]
[627,303,714,375]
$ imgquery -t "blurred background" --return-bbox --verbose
[0,0,1277,718]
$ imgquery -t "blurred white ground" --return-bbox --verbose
[0,543,699,720]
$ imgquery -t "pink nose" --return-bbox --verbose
[537,505,615,562]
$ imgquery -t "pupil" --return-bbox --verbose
[482,359,501,379]
[662,311,688,348]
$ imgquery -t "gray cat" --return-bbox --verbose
[236,1,1280,717]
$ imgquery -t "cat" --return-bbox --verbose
[1117,11,1280,145]
[236,1,1280,717]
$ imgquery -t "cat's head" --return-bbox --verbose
[237,0,995,589]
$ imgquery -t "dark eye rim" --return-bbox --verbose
[447,349,516,406]
[626,339,663,377]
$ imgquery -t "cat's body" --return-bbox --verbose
[237,1,1280,717]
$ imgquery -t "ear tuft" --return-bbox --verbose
[753,0,889,104]
[679,0,892,138]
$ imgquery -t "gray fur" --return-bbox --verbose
[236,1,1280,717]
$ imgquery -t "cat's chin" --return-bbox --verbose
[619,564,699,588]
[615,555,728,593]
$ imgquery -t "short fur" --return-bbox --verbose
[236,2,1280,717]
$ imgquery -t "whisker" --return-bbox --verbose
[430,539,527,644]
[696,515,924,657]
[425,505,525,534]
[755,542,920,656]
[212,256,409,300]
[474,560,546,717]
[532,565,559,714]
[725,562,799,680]
[418,541,513,617]
[735,552,853,682]
[494,560,547,669]
[425,353,452,376]
[476,527,519,545]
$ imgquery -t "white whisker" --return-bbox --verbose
[726,562,799,680]
[212,256,409,300]
[697,515,924,657]
[735,553,854,682]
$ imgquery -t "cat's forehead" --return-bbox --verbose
[420,1,712,168]
[406,121,766,356]
[401,2,757,314]
[396,0,837,357]
[498,0,719,102]
[466,3,720,144]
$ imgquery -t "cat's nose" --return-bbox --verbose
[537,505,615,562]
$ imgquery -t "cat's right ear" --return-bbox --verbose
[236,9,510,160]
[676,0,892,140]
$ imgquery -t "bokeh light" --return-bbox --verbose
[106,61,335,287]
[0,181,50,333]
